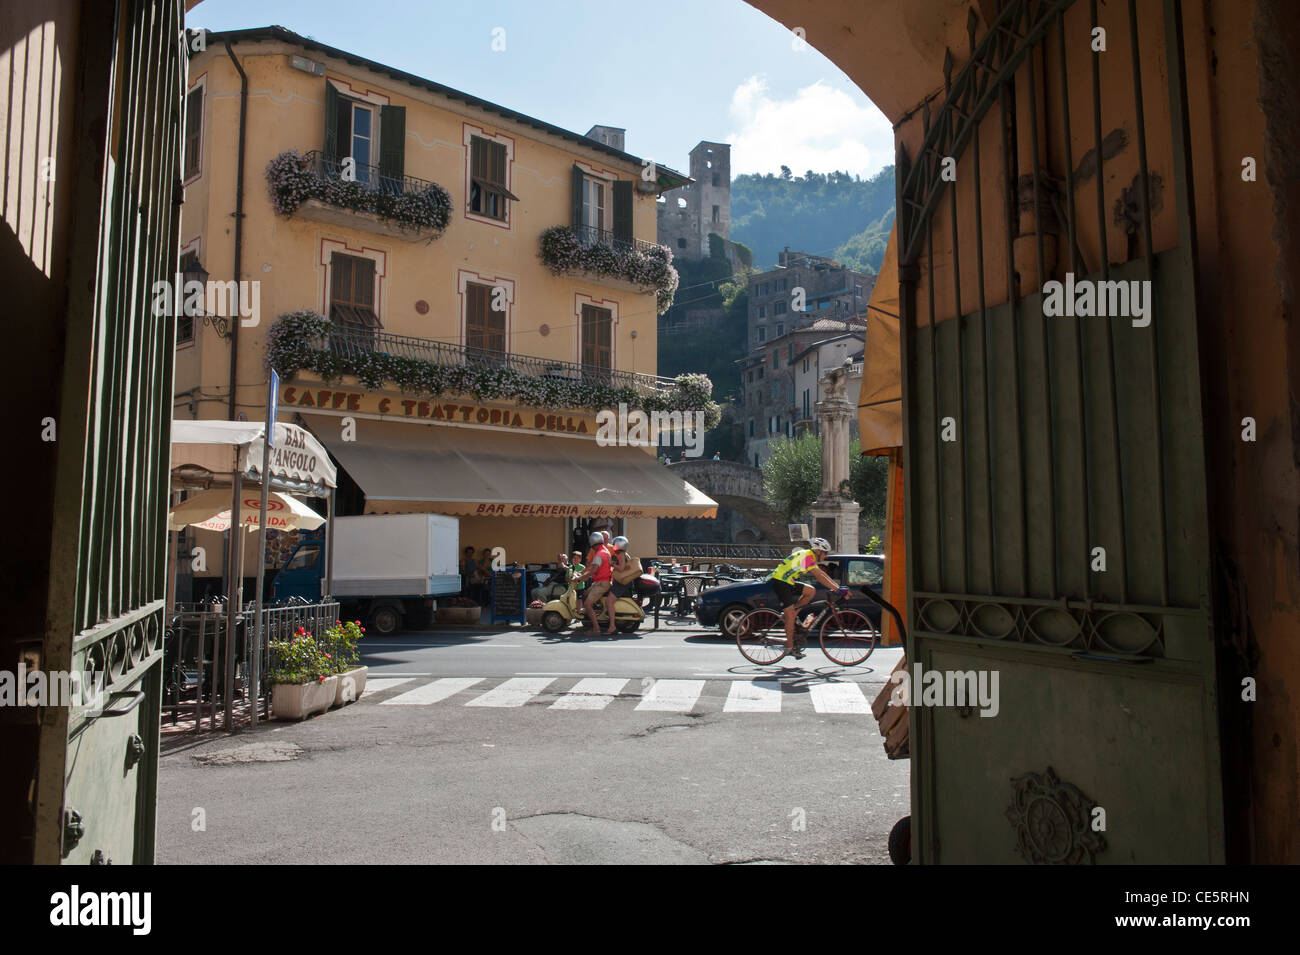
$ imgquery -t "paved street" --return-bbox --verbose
[157,622,909,864]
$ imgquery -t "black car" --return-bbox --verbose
[694,554,885,638]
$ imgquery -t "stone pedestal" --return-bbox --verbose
[811,361,862,553]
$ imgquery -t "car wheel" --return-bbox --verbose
[720,604,750,639]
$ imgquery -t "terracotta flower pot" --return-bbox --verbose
[272,674,339,720]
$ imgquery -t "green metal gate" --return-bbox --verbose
[896,0,1223,862]
[33,0,186,865]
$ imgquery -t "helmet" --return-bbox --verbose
[809,537,832,553]
[612,536,629,551]
[589,532,605,546]
[601,530,612,543]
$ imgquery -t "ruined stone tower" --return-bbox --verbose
[657,140,731,261]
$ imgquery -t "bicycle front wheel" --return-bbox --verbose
[736,608,788,665]
[820,608,878,665]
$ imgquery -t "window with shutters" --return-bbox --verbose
[177,250,198,344]
[329,253,379,337]
[571,166,633,248]
[183,84,203,180]
[465,282,507,358]
[324,83,406,192]
[581,304,612,374]
[469,135,517,221]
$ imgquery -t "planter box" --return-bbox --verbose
[334,666,368,706]
[436,606,480,625]
[525,607,545,626]
[272,675,339,721]
[296,198,442,242]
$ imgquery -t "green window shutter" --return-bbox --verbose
[379,104,405,184]
[612,180,633,243]
[324,81,340,160]
[571,164,584,229]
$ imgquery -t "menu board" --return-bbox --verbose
[490,568,525,624]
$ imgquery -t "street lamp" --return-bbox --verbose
[182,256,231,341]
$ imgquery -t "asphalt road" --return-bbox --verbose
[156,619,910,865]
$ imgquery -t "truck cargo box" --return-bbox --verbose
[331,514,460,597]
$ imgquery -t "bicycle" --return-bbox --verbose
[736,592,879,666]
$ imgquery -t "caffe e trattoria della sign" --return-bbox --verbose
[280,385,593,434]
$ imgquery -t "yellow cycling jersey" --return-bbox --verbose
[771,548,820,584]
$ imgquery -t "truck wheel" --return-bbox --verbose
[370,605,402,636]
[541,611,567,633]
[888,816,911,865]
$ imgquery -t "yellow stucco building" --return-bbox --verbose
[176,26,715,593]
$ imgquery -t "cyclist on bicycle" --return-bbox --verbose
[768,538,848,659]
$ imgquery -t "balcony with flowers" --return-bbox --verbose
[266,310,720,427]
[265,150,452,241]
[538,225,679,314]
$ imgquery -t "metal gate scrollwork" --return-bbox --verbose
[1005,767,1106,864]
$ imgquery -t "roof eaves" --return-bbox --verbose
[205,26,692,187]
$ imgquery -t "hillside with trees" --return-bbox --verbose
[730,166,896,273]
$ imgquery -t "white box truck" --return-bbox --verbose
[272,513,461,634]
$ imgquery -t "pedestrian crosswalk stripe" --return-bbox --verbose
[809,682,871,714]
[724,679,783,713]
[635,679,705,713]
[381,677,483,706]
[549,678,630,710]
[362,678,414,695]
[362,676,876,715]
[465,677,555,708]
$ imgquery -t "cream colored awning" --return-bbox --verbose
[171,419,338,490]
[859,222,902,454]
[301,415,717,519]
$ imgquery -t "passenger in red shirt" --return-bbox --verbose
[573,532,615,635]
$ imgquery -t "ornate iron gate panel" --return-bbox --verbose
[896,0,1222,862]
[34,0,186,864]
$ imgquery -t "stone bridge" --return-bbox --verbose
[663,459,788,545]
[671,458,765,500]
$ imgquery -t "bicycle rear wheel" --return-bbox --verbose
[736,608,788,665]
[820,608,878,665]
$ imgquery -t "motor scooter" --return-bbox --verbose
[539,586,643,634]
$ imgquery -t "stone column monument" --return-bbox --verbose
[810,360,862,553]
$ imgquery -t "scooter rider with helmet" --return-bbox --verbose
[572,532,616,636]
[768,537,848,659]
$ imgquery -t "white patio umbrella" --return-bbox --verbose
[169,487,326,533]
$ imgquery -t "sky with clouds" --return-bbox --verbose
[190,0,894,179]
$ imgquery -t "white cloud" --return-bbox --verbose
[726,76,894,179]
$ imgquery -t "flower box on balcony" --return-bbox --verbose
[295,198,443,241]
[539,226,679,314]
[266,150,452,242]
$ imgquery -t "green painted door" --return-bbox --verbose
[896,0,1223,863]
[34,0,186,865]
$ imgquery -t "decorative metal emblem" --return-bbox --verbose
[1005,767,1106,864]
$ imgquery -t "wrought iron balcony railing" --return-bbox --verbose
[571,223,662,256]
[326,324,676,396]
[302,149,439,197]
